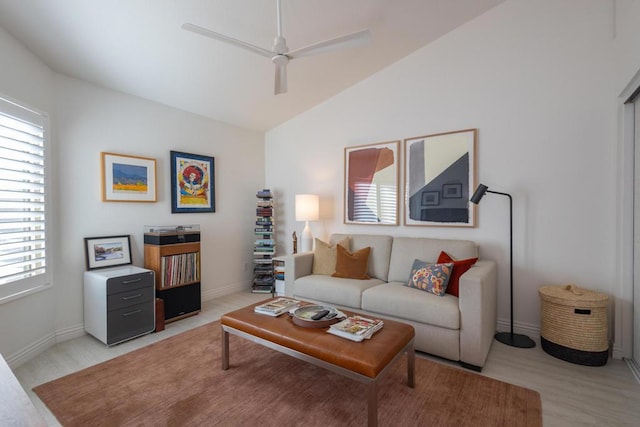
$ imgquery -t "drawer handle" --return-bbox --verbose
[122,309,142,317]
[121,294,142,301]
[122,278,142,284]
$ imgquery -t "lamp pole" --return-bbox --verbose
[471,185,535,348]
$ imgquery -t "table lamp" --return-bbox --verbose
[295,194,319,252]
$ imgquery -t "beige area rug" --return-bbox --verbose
[34,321,542,426]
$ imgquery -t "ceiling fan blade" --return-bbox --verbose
[288,29,371,59]
[274,56,288,95]
[182,23,273,58]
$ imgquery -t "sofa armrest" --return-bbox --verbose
[283,252,314,297]
[458,260,497,369]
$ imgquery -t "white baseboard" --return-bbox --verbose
[55,324,86,343]
[6,324,86,369]
[202,282,250,302]
[496,318,540,339]
[5,332,56,369]
[626,358,640,384]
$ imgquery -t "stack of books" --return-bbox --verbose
[327,316,384,342]
[254,298,301,317]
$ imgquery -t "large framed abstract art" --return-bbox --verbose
[404,129,477,227]
[170,151,215,213]
[344,140,399,225]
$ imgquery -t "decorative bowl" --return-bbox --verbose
[291,305,342,328]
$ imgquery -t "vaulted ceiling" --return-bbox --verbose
[0,0,504,131]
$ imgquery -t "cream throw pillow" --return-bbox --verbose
[312,237,351,275]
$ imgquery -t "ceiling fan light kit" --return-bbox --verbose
[182,0,371,95]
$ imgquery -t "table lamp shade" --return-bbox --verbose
[295,194,319,221]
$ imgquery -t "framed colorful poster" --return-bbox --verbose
[170,151,215,213]
[404,129,477,227]
[101,152,157,202]
[344,140,399,225]
[84,235,132,270]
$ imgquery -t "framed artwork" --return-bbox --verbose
[344,140,399,225]
[101,152,157,202]
[84,235,132,270]
[404,129,477,227]
[170,151,215,213]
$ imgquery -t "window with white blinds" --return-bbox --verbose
[0,96,50,303]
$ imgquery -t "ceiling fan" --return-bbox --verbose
[182,0,371,95]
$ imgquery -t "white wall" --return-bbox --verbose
[51,75,264,335]
[0,25,265,365]
[265,0,621,337]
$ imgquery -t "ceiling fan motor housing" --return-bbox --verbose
[272,36,288,55]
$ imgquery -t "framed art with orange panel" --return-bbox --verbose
[344,140,399,225]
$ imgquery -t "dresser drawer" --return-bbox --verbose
[106,301,155,345]
[107,285,155,311]
[106,271,154,295]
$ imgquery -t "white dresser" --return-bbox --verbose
[84,265,155,346]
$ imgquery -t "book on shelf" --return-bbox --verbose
[255,239,275,245]
[327,316,384,342]
[254,298,301,316]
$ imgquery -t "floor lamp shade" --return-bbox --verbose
[295,194,319,252]
[470,184,535,349]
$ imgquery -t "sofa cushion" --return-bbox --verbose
[294,274,385,309]
[330,234,393,281]
[438,251,478,297]
[332,245,371,279]
[362,281,460,330]
[312,236,351,275]
[387,237,478,283]
[405,259,454,296]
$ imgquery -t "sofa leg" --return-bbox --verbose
[459,361,482,372]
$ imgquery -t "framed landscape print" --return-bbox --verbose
[404,129,477,227]
[101,152,157,202]
[84,235,132,270]
[170,151,215,213]
[344,140,399,225]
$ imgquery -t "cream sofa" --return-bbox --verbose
[283,233,497,371]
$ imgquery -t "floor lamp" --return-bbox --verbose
[470,184,536,348]
[295,194,319,252]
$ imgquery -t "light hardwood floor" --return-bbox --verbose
[12,291,640,427]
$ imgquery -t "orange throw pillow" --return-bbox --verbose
[437,251,478,297]
[332,245,371,280]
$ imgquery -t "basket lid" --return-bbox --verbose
[539,284,608,307]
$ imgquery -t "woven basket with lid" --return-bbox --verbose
[538,284,609,366]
